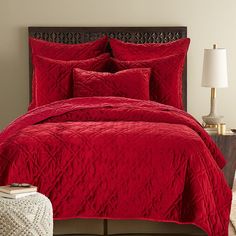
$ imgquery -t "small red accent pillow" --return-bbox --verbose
[73,68,151,100]
[30,36,108,61]
[111,53,185,109]
[110,38,190,61]
[30,53,110,109]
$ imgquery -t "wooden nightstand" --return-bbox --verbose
[210,133,236,189]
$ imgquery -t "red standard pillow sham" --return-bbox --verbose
[30,36,108,61]
[30,53,110,109]
[73,68,151,100]
[111,53,185,109]
[110,37,190,61]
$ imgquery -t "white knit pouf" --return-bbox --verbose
[0,193,53,236]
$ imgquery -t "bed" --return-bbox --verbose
[0,27,232,236]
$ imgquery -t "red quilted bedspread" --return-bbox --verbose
[0,97,231,236]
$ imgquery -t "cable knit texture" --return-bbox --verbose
[30,53,110,109]
[73,68,151,100]
[112,54,185,109]
[110,38,190,61]
[0,97,231,236]
[0,193,53,236]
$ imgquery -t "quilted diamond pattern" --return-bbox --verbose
[110,37,190,61]
[29,36,108,110]
[31,53,110,108]
[30,36,108,61]
[73,68,151,100]
[0,97,231,236]
[112,54,185,109]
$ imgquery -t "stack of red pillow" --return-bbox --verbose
[29,36,190,110]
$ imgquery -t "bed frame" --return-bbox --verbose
[28,26,188,111]
[27,27,205,236]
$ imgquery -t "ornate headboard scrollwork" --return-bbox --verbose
[28,27,187,110]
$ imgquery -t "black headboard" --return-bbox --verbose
[28,27,187,110]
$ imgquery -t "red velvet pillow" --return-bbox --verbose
[111,53,185,109]
[30,36,108,61]
[73,68,151,100]
[110,38,190,61]
[30,53,110,109]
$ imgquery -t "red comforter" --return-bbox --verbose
[0,97,231,236]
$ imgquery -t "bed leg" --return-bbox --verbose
[103,219,108,235]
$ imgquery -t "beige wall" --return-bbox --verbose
[0,0,236,130]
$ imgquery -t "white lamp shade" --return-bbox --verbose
[202,48,228,88]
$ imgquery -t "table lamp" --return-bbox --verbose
[202,44,228,128]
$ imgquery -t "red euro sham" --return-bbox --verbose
[29,36,108,61]
[112,53,185,109]
[30,53,110,109]
[0,97,231,236]
[73,68,151,100]
[110,38,190,61]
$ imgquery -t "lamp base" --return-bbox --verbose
[202,123,218,129]
[202,114,223,128]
